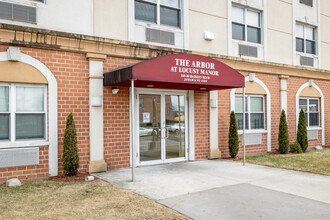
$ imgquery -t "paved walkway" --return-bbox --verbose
[95,160,330,220]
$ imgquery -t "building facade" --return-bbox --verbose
[0,0,329,182]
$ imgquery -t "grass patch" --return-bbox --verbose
[0,180,190,220]
[246,148,330,176]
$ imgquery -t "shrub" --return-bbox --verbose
[289,142,303,153]
[62,112,79,176]
[297,109,308,152]
[228,111,239,158]
[278,110,289,154]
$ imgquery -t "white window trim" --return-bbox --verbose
[296,82,324,145]
[228,0,267,61]
[134,0,182,29]
[0,49,58,176]
[0,0,46,7]
[0,83,48,145]
[231,5,262,45]
[230,76,271,151]
[299,97,320,128]
[235,94,265,131]
[128,0,189,49]
[295,23,317,55]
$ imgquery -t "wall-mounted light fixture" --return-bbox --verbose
[204,32,215,41]
[308,79,314,87]
[210,99,218,108]
[248,73,255,82]
[112,88,119,94]
[91,96,102,107]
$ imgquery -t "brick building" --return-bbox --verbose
[0,0,329,182]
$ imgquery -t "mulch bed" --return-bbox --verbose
[49,173,98,182]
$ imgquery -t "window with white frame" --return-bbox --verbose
[296,23,316,55]
[299,98,319,127]
[235,95,265,130]
[0,84,46,142]
[135,0,181,28]
[232,5,261,44]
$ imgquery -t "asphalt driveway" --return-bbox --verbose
[95,160,330,220]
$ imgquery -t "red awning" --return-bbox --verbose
[103,54,244,91]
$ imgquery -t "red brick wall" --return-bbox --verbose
[1,44,329,182]
[194,91,209,159]
[103,57,139,169]
[0,45,90,179]
[218,73,326,159]
[287,77,323,147]
[0,147,48,182]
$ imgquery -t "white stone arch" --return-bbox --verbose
[230,75,271,151]
[296,81,325,145]
[0,48,58,176]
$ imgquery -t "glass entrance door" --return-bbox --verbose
[137,90,187,165]
[139,94,161,162]
[165,95,185,159]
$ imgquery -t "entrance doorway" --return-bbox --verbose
[136,89,188,165]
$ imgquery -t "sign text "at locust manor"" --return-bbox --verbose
[171,58,219,76]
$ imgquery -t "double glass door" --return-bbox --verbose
[137,90,188,165]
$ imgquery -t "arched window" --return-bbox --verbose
[230,74,271,151]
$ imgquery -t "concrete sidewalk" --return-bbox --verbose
[95,160,330,220]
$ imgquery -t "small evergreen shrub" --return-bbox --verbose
[278,110,289,154]
[297,109,308,152]
[228,111,239,158]
[289,142,303,153]
[62,112,79,176]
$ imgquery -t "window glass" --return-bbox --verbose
[235,96,243,112]
[306,40,315,54]
[250,97,263,112]
[160,0,180,8]
[305,26,314,40]
[247,10,260,27]
[232,6,244,24]
[309,99,318,112]
[296,38,304,52]
[296,24,304,38]
[236,113,249,130]
[0,115,9,140]
[235,96,248,112]
[0,86,9,112]
[309,113,319,126]
[16,114,44,139]
[247,26,261,43]
[160,6,180,27]
[299,99,307,112]
[135,1,157,23]
[16,87,44,112]
[232,23,245,41]
[250,113,264,129]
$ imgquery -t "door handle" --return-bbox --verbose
[160,127,169,139]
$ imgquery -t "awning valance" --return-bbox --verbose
[104,54,245,91]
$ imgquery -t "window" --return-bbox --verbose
[299,98,319,127]
[135,0,181,28]
[235,95,264,130]
[296,23,316,55]
[300,0,313,7]
[232,6,261,44]
[0,84,46,142]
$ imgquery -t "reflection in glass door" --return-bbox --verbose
[139,94,161,162]
[137,91,187,165]
[165,95,185,159]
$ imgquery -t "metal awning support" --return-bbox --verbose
[243,86,246,166]
[131,79,135,182]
